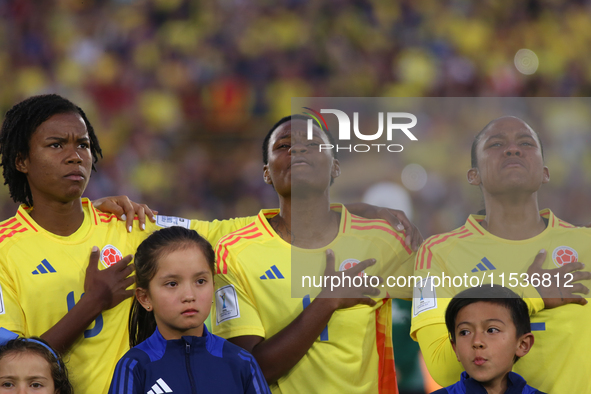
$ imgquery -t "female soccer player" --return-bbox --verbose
[0,95,420,394]
[411,116,591,394]
[213,115,417,393]
[0,95,256,394]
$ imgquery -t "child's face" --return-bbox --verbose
[0,351,55,393]
[452,302,533,390]
[138,245,214,340]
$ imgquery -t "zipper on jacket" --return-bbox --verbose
[185,342,198,394]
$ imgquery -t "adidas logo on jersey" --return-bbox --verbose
[470,257,496,273]
[31,259,56,275]
[147,378,172,394]
[260,265,285,280]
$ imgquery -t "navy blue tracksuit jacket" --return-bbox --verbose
[108,326,270,394]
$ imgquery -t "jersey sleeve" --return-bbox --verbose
[409,241,463,386]
[410,242,456,337]
[0,263,25,336]
[192,217,258,247]
[212,244,265,339]
[415,323,463,386]
[149,215,257,249]
[381,238,416,299]
[108,355,144,394]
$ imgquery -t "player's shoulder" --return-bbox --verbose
[420,225,475,254]
[348,214,399,236]
[348,214,405,240]
[0,214,35,251]
[215,218,269,253]
[542,209,577,230]
[95,211,120,226]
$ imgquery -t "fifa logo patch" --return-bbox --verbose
[552,246,578,268]
[101,245,123,268]
[339,258,364,276]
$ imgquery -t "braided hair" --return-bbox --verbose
[0,94,102,206]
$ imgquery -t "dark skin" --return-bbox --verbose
[468,116,590,307]
[14,112,136,354]
[227,120,384,384]
[13,113,416,357]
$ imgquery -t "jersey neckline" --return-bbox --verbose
[465,208,559,244]
[16,198,98,244]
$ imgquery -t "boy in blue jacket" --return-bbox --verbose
[433,285,545,394]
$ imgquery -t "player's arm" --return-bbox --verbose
[41,247,135,354]
[93,195,256,246]
[415,323,462,386]
[345,202,423,251]
[227,250,379,384]
[0,267,26,337]
[93,197,422,250]
[411,241,463,386]
[93,195,157,233]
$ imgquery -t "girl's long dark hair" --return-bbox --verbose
[129,226,215,347]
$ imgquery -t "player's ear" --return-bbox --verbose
[263,164,272,185]
[15,153,28,174]
[542,166,550,184]
[331,159,341,180]
[467,167,480,186]
[516,332,534,358]
[135,287,152,312]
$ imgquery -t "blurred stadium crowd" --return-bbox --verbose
[1,0,591,231]
[3,1,591,393]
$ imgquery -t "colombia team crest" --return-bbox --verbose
[339,258,364,276]
[100,245,123,268]
[552,246,578,268]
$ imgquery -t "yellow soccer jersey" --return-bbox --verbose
[212,205,415,394]
[410,209,591,394]
[0,198,254,394]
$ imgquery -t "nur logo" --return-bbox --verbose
[302,107,418,153]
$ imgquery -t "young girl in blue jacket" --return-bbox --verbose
[108,226,270,394]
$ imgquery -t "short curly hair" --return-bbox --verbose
[0,94,102,206]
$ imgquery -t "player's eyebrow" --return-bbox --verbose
[483,318,506,325]
[158,274,182,280]
[484,133,505,142]
[193,270,211,277]
[456,318,506,328]
[273,133,291,144]
[45,136,90,143]
[484,132,536,143]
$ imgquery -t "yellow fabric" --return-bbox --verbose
[410,209,591,393]
[0,198,254,394]
[212,205,415,394]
